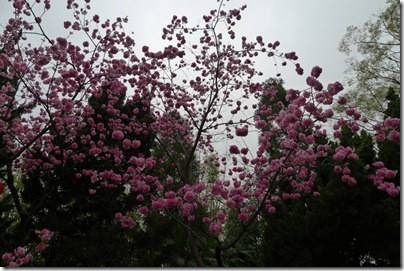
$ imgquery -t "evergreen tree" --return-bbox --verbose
[21,85,155,266]
[257,105,399,267]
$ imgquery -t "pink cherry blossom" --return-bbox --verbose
[310,66,322,78]
[229,145,240,154]
[139,206,149,214]
[209,222,223,234]
[123,139,131,149]
[2,253,15,264]
[238,212,249,221]
[184,191,196,202]
[131,140,141,148]
[152,199,165,210]
[235,126,248,137]
[112,130,124,140]
[387,130,400,143]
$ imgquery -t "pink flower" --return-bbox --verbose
[131,140,141,148]
[112,130,124,140]
[386,187,399,197]
[342,167,351,175]
[267,206,276,213]
[36,56,50,66]
[313,82,323,91]
[56,37,67,48]
[64,21,72,29]
[337,96,347,105]
[229,145,240,154]
[384,118,400,129]
[35,228,54,243]
[35,243,49,253]
[333,130,342,138]
[350,124,359,132]
[238,212,249,221]
[193,182,206,193]
[310,66,322,78]
[138,206,149,214]
[13,0,24,10]
[89,147,102,156]
[2,253,15,263]
[215,210,226,221]
[209,222,223,234]
[20,253,32,265]
[255,120,266,129]
[152,199,165,210]
[334,166,342,173]
[384,170,396,179]
[88,189,96,195]
[333,152,345,161]
[373,161,384,168]
[145,158,155,169]
[313,191,320,197]
[123,139,131,149]
[236,126,248,137]
[93,14,100,23]
[120,216,135,229]
[306,76,318,87]
[305,135,314,144]
[184,191,195,202]
[181,202,193,216]
[165,191,176,199]
[290,193,301,200]
[345,108,355,116]
[387,130,400,144]
[14,247,27,258]
[301,118,313,127]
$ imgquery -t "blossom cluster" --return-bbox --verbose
[0,0,400,256]
[1,228,54,266]
[35,228,54,253]
[2,247,33,268]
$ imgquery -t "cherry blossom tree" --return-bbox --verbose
[0,0,400,267]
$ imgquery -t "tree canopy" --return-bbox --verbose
[0,0,400,267]
[338,0,400,119]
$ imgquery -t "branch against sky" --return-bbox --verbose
[0,0,400,267]
[338,0,400,120]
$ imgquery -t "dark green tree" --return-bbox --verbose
[338,0,400,119]
[259,125,399,267]
[20,85,155,266]
[378,87,400,186]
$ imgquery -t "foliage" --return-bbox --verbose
[259,126,400,267]
[338,0,400,119]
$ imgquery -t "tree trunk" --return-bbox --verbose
[188,231,204,267]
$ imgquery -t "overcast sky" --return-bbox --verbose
[1,0,388,89]
[90,0,388,89]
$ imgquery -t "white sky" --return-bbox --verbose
[86,0,388,89]
[0,0,388,89]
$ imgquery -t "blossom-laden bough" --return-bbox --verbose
[0,0,399,267]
